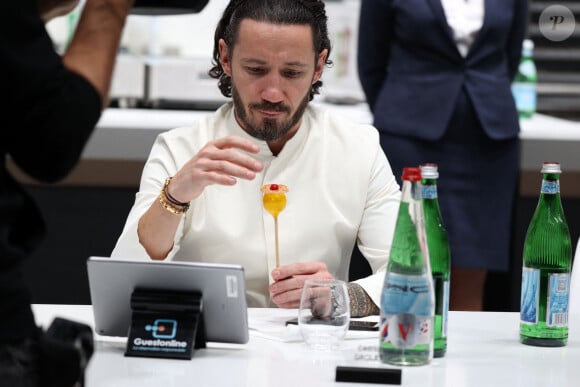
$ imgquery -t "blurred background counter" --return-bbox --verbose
[10,104,580,195]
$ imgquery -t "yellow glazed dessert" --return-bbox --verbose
[261,183,288,217]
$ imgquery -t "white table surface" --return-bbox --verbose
[32,305,580,387]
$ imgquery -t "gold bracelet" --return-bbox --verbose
[159,177,190,215]
[163,177,189,207]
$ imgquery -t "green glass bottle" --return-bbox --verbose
[511,39,537,119]
[380,167,434,366]
[520,162,572,347]
[420,163,450,358]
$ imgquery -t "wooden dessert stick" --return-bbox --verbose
[274,216,280,268]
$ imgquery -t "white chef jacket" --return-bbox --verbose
[111,102,401,308]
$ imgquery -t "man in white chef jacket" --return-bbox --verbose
[112,0,401,317]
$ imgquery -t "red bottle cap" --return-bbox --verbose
[402,167,422,182]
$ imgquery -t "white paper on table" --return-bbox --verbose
[247,308,380,342]
[248,309,302,342]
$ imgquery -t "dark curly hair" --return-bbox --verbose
[209,0,333,101]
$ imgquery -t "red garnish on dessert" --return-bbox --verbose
[270,184,279,190]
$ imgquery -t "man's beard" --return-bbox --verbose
[232,86,310,142]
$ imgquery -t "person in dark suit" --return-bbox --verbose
[357,0,528,310]
[0,1,134,385]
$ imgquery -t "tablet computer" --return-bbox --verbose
[87,256,249,344]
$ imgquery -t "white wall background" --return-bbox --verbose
[46,0,364,101]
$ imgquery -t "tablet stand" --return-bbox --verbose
[125,288,206,360]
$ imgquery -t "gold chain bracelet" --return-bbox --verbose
[159,177,190,215]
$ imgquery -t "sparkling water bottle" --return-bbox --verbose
[520,162,572,347]
[380,167,435,366]
[420,164,450,358]
[512,39,537,119]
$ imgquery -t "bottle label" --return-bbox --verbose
[511,83,537,112]
[541,180,560,194]
[547,273,569,327]
[520,267,540,325]
[380,313,432,349]
[380,273,433,348]
[421,185,438,199]
[521,268,570,327]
